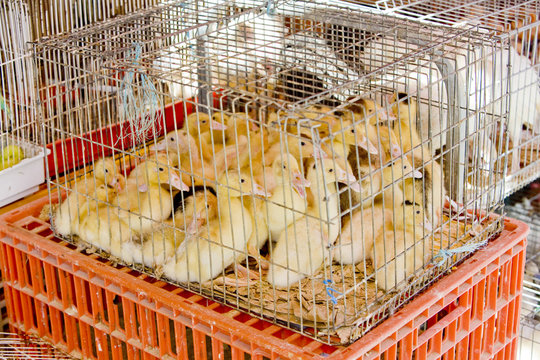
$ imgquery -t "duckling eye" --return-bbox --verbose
[404,165,408,169]
[105,169,109,173]
[300,141,306,146]
[416,210,421,215]
[328,168,334,173]
[240,178,245,183]
[201,120,207,124]
[283,165,287,170]
[170,137,175,142]
[158,167,164,172]
[351,129,355,133]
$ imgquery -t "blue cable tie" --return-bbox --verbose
[266,0,275,15]
[323,279,342,305]
[432,240,487,267]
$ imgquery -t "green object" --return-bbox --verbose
[0,94,13,119]
[1,145,24,169]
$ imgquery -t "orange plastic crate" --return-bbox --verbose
[0,196,528,360]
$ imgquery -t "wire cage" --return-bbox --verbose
[345,0,540,197]
[35,0,507,345]
[0,332,74,359]
[0,0,48,207]
[505,182,540,360]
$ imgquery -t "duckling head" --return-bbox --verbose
[272,153,310,198]
[151,129,194,155]
[335,120,379,155]
[389,92,416,122]
[401,200,433,232]
[384,157,422,182]
[93,157,120,188]
[183,191,219,235]
[143,165,190,192]
[218,170,267,198]
[306,158,361,194]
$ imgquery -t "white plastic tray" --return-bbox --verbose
[0,136,49,208]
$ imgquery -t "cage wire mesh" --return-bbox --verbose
[505,182,540,360]
[0,333,74,359]
[345,0,540,197]
[36,0,507,344]
[0,1,41,164]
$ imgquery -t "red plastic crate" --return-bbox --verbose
[0,196,528,359]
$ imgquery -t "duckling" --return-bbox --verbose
[378,156,423,209]
[54,157,121,236]
[115,163,189,235]
[372,200,433,291]
[334,203,392,265]
[265,154,311,240]
[162,170,266,284]
[343,146,383,212]
[389,93,427,158]
[128,191,219,268]
[404,155,446,228]
[346,97,391,126]
[267,158,360,288]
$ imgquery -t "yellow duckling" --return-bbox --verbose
[389,93,426,158]
[265,154,311,240]
[54,156,122,236]
[403,155,446,228]
[372,200,433,291]
[378,156,423,209]
[334,202,392,265]
[346,97,391,126]
[162,170,266,284]
[267,158,360,288]
[115,162,189,235]
[126,191,219,268]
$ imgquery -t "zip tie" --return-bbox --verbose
[432,239,488,267]
[323,279,342,305]
[266,0,275,15]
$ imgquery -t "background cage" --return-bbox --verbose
[345,0,540,197]
[35,0,508,345]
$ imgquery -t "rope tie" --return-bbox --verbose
[119,42,162,146]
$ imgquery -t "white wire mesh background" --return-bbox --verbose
[33,0,510,345]
[345,0,540,197]
[505,182,540,360]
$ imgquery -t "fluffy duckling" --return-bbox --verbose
[267,158,360,288]
[378,156,423,209]
[334,203,392,265]
[343,146,383,212]
[404,155,446,228]
[265,154,311,240]
[390,93,427,158]
[162,171,266,284]
[115,163,189,235]
[127,191,219,269]
[54,157,122,236]
[373,201,433,291]
[346,97,392,126]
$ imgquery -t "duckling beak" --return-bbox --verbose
[167,171,190,191]
[150,140,168,151]
[186,215,204,235]
[210,119,227,130]
[424,217,433,233]
[292,171,310,199]
[251,183,268,197]
[404,169,423,179]
[359,136,379,155]
[391,142,402,158]
[336,168,361,193]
